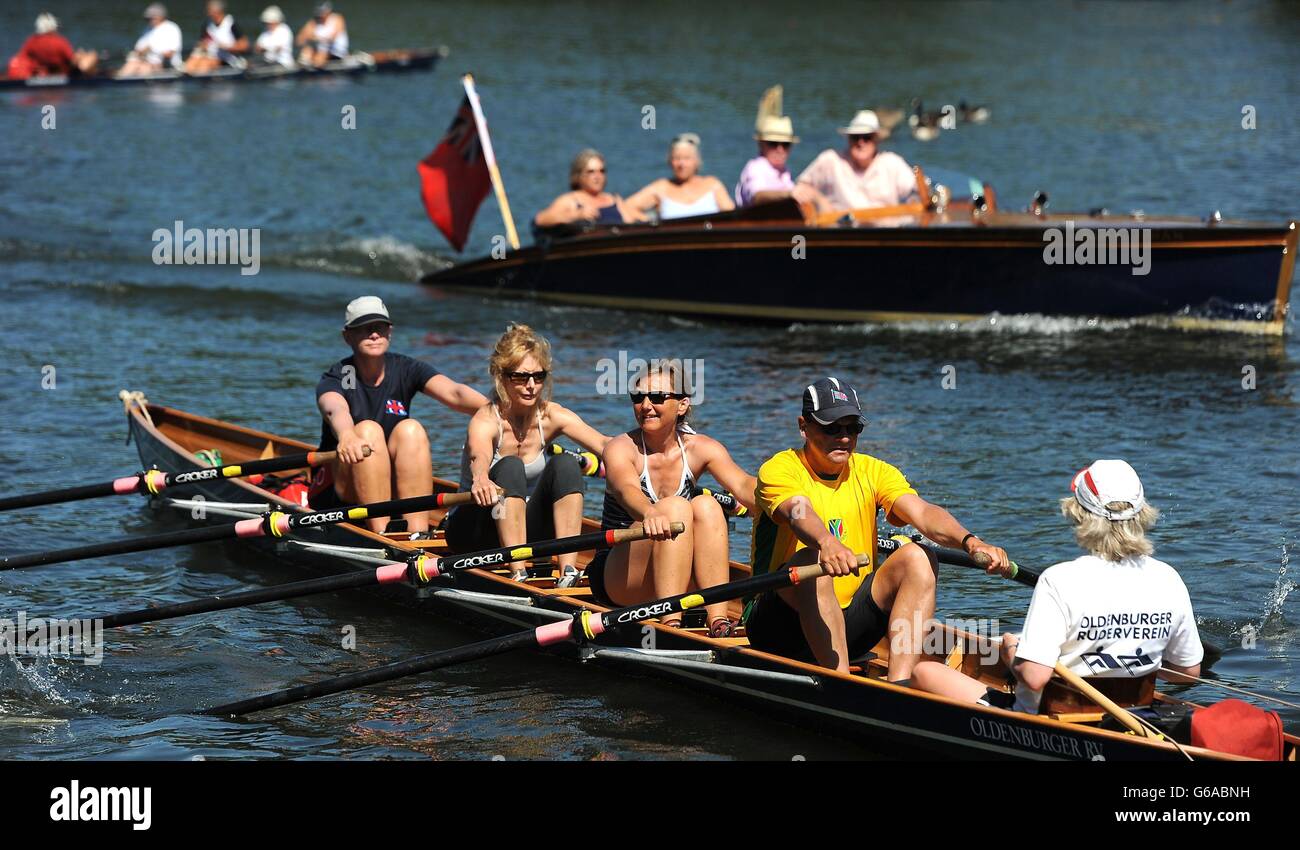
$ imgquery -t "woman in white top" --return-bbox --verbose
[625,134,736,221]
[117,4,183,77]
[254,6,295,68]
[912,459,1203,712]
[590,360,756,635]
[445,324,609,587]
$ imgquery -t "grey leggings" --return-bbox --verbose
[444,453,586,553]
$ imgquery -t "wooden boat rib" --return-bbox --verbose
[0,47,447,90]
[421,199,1297,335]
[122,394,1298,761]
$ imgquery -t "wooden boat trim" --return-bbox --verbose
[1275,221,1298,319]
[122,397,1299,760]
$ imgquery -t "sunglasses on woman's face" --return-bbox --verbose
[815,421,864,436]
[630,391,686,405]
[507,370,548,385]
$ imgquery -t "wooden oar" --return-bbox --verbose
[201,547,868,717]
[0,447,366,512]
[83,525,663,630]
[1053,663,1154,738]
[0,490,482,572]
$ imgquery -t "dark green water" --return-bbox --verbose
[0,0,1297,759]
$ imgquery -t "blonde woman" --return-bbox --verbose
[911,459,1203,712]
[445,324,610,587]
[626,134,735,220]
[587,360,756,636]
[533,149,643,228]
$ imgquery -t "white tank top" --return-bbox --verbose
[659,192,720,219]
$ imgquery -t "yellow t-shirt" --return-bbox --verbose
[750,448,917,608]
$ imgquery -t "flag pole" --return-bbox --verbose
[462,73,520,251]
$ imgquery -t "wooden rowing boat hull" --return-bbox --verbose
[122,396,1298,761]
[421,201,1297,334]
[0,47,447,91]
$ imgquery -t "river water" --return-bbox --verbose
[1,0,1297,759]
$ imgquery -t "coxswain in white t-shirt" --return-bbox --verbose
[117,3,183,77]
[296,2,349,68]
[911,459,1203,713]
[254,6,295,68]
[183,1,249,74]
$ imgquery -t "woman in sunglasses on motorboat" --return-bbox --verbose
[446,323,610,588]
[586,359,757,636]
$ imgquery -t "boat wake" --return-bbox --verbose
[790,309,1291,337]
[273,235,449,281]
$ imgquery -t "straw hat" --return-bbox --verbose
[754,115,800,144]
[837,109,891,141]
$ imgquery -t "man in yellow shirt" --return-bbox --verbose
[747,377,1010,681]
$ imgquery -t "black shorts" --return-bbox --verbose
[444,453,585,553]
[744,572,888,664]
[585,548,615,607]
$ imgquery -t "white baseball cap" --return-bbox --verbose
[343,296,391,329]
[261,5,284,23]
[1071,459,1146,521]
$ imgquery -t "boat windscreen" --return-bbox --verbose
[920,165,988,200]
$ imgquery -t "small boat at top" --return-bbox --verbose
[118,393,1299,760]
[0,46,447,90]
[420,175,1297,335]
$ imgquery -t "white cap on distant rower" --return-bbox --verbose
[261,5,284,23]
[837,110,883,136]
[35,13,59,33]
[143,3,168,19]
[1071,459,1146,521]
[343,296,391,329]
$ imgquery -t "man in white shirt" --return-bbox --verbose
[254,6,295,68]
[797,110,919,212]
[911,459,1203,713]
[183,1,249,74]
[118,3,183,77]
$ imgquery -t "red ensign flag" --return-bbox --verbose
[418,96,492,252]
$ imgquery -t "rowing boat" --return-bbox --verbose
[0,47,447,91]
[121,393,1299,761]
[420,195,1298,335]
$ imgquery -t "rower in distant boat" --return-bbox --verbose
[182,1,249,74]
[744,377,1010,678]
[912,459,1202,712]
[625,133,734,220]
[587,359,757,636]
[117,4,184,77]
[533,149,642,229]
[297,2,349,68]
[313,296,487,537]
[445,324,610,587]
[5,13,98,80]
[796,110,919,213]
[734,115,826,210]
[253,6,295,68]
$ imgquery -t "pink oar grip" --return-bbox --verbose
[234,518,267,538]
[534,619,575,647]
[374,562,409,583]
[112,476,142,495]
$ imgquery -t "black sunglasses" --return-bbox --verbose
[630,391,686,405]
[815,421,864,436]
[507,370,548,385]
[764,141,792,149]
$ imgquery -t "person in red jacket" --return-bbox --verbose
[6,14,98,79]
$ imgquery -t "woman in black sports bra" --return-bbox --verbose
[589,360,756,636]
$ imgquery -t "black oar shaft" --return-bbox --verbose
[0,523,241,571]
[95,564,407,629]
[0,450,342,513]
[204,629,540,717]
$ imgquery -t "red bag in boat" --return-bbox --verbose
[1189,698,1284,760]
[268,475,311,508]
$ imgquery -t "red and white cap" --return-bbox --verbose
[1071,459,1146,521]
